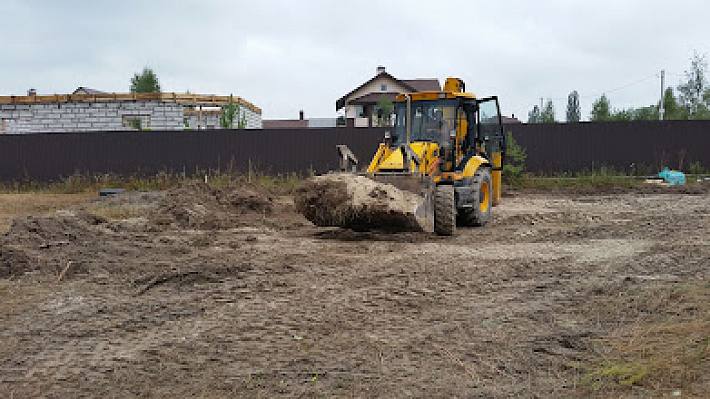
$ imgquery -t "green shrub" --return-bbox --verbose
[688,161,705,175]
[502,131,526,185]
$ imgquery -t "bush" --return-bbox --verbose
[502,131,526,185]
[688,161,706,175]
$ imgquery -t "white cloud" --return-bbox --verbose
[1,0,708,120]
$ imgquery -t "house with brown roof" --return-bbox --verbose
[336,66,440,127]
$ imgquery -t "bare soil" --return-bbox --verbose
[0,183,708,398]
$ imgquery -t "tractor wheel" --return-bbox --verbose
[434,185,456,236]
[459,168,492,227]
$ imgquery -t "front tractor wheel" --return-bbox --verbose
[459,168,493,227]
[434,185,456,236]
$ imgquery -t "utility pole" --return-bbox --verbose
[659,69,665,121]
[539,97,543,111]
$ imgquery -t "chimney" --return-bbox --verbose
[27,88,37,96]
[376,66,386,75]
[299,110,304,120]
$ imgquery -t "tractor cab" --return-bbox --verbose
[371,78,505,184]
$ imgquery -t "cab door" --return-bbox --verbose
[475,96,504,158]
[475,96,505,206]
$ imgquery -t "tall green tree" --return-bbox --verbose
[610,108,632,121]
[376,96,394,126]
[540,99,556,123]
[662,87,682,120]
[678,52,708,119]
[590,94,611,121]
[566,91,581,122]
[632,105,659,121]
[130,67,161,93]
[527,105,541,123]
[220,95,242,129]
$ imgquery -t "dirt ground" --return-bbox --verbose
[0,193,94,234]
[0,183,708,398]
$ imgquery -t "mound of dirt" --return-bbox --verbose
[149,182,275,230]
[0,244,33,278]
[294,174,426,232]
[4,212,104,246]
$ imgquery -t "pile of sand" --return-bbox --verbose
[294,174,427,232]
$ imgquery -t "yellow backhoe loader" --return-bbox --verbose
[337,77,506,236]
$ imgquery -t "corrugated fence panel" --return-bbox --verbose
[0,122,708,182]
[507,121,710,174]
[0,128,385,181]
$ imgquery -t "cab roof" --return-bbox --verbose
[394,91,477,102]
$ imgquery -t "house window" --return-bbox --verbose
[381,84,387,92]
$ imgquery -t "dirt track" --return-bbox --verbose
[1,183,708,398]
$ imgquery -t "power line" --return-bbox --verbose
[589,72,658,98]
[527,72,662,108]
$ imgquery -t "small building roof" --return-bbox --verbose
[262,119,309,129]
[400,79,441,92]
[72,87,107,95]
[336,69,441,110]
[348,92,399,105]
[501,115,522,124]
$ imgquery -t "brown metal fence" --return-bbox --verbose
[0,128,386,182]
[506,120,710,175]
[0,121,708,182]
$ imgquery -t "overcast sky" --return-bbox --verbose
[2,0,709,120]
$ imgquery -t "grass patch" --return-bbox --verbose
[506,171,708,194]
[0,172,305,195]
[0,192,95,234]
[87,204,146,221]
[516,175,644,191]
[583,362,649,389]
[579,282,710,396]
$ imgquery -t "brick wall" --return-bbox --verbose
[0,100,262,134]
[184,107,262,130]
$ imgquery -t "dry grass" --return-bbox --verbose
[0,192,95,233]
[580,281,710,397]
[85,203,146,221]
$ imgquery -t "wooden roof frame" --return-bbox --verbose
[0,92,262,114]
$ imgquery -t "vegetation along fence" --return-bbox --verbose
[0,121,708,182]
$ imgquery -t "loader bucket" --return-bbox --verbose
[370,173,435,233]
[295,173,434,233]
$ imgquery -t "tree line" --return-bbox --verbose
[528,52,710,123]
